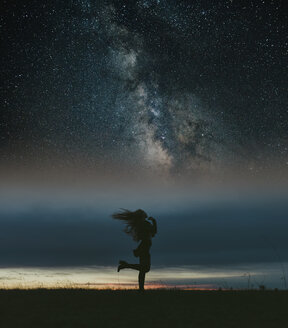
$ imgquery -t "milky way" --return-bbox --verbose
[1,0,288,180]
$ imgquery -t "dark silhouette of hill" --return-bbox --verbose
[0,289,287,327]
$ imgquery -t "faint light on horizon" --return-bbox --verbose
[0,264,286,289]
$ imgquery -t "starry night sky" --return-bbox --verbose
[1,0,288,180]
[1,1,288,288]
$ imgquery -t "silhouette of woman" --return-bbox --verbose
[112,209,157,291]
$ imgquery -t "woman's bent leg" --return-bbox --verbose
[126,264,141,270]
[118,261,141,271]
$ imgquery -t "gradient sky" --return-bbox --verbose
[1,0,288,288]
[0,188,287,289]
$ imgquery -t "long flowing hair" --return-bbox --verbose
[112,208,150,241]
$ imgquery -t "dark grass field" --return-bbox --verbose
[0,289,287,328]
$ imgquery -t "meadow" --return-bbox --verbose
[0,289,287,327]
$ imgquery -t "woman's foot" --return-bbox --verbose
[117,260,128,272]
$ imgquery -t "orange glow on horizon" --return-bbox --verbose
[0,282,218,291]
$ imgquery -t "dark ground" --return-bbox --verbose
[0,289,287,328]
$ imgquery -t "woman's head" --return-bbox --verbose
[134,209,148,221]
[112,208,149,241]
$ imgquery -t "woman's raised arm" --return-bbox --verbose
[148,217,157,236]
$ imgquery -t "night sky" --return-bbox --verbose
[1,0,288,288]
[1,0,288,179]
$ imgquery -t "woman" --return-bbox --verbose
[112,209,157,291]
